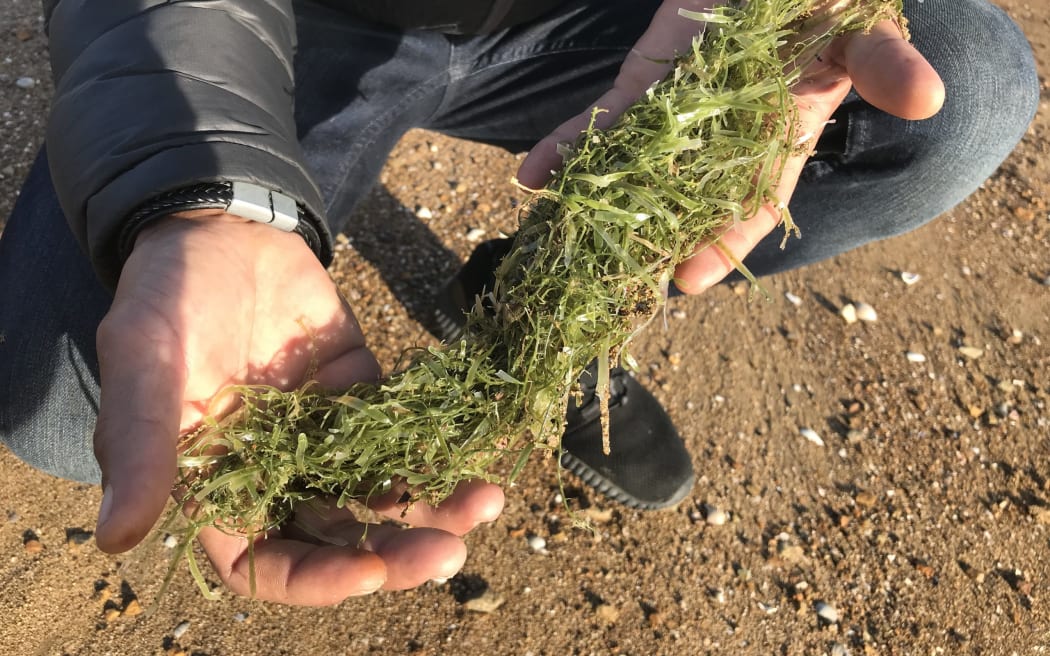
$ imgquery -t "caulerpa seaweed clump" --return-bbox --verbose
[165,0,906,596]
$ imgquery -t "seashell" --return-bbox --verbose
[958,346,984,360]
[840,303,858,324]
[900,271,921,285]
[800,428,825,447]
[703,504,728,526]
[815,601,840,624]
[854,301,878,322]
[784,291,802,306]
[905,352,926,363]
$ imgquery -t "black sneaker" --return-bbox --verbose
[430,238,695,510]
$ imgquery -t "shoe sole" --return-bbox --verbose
[559,450,695,511]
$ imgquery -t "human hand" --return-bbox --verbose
[517,0,945,294]
[92,212,504,604]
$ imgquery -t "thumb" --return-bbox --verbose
[93,306,185,553]
[839,20,945,120]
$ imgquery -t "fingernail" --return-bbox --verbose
[98,484,114,528]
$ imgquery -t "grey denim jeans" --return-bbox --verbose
[0,0,1039,483]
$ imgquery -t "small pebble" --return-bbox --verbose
[1007,329,1023,345]
[172,621,190,640]
[415,206,434,220]
[800,427,825,447]
[855,491,877,508]
[900,271,920,285]
[831,642,851,656]
[15,76,36,89]
[906,351,926,363]
[23,539,43,554]
[839,303,857,324]
[670,308,687,320]
[854,301,878,323]
[465,228,486,242]
[6,510,18,523]
[464,589,505,613]
[233,612,249,623]
[815,600,840,624]
[162,534,179,549]
[958,346,984,360]
[595,603,620,624]
[526,535,547,552]
[784,291,802,306]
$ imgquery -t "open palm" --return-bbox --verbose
[93,211,503,604]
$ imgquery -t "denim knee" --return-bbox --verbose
[894,0,1040,232]
[0,150,106,484]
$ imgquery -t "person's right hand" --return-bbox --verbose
[92,211,504,604]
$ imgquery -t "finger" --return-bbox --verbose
[368,479,505,536]
[674,77,853,293]
[672,200,781,294]
[93,307,184,553]
[837,20,944,120]
[517,1,711,188]
[360,525,468,590]
[516,86,635,189]
[197,526,387,605]
[312,344,382,390]
[288,504,470,591]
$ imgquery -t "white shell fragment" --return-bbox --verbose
[527,535,547,553]
[16,77,36,89]
[415,206,434,219]
[900,271,921,285]
[172,621,190,640]
[815,601,840,624]
[784,291,802,306]
[958,346,984,360]
[800,428,825,447]
[703,504,728,526]
[854,301,878,323]
[839,303,858,324]
[906,351,927,363]
[465,228,486,242]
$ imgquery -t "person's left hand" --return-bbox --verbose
[517,0,944,294]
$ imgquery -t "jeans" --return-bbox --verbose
[0,0,1038,483]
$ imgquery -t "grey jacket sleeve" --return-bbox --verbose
[44,0,333,288]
